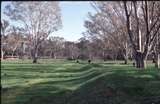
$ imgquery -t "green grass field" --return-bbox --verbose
[1,59,160,104]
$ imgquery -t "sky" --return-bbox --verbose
[1,1,96,42]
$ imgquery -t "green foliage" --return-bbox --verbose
[1,59,160,104]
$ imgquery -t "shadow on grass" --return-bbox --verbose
[2,63,160,104]
[68,69,160,104]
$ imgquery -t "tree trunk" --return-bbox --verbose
[89,53,92,60]
[135,58,146,69]
[33,53,38,63]
[135,52,146,69]
[12,51,15,57]
[152,53,156,63]
[33,57,37,63]
[124,58,128,64]
[124,42,129,64]
[71,53,74,59]
[54,53,57,59]
[123,52,128,64]
[32,48,38,63]
[103,51,106,61]
[155,54,160,69]
[19,50,24,60]
[1,50,4,60]
[50,51,53,58]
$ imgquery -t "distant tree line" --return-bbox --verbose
[1,1,159,69]
[1,26,130,62]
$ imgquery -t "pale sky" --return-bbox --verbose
[1,1,96,42]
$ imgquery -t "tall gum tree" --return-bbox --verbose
[84,2,131,64]
[1,19,10,60]
[4,1,62,63]
[123,1,160,69]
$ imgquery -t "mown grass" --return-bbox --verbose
[1,59,160,104]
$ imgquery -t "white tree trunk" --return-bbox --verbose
[54,53,57,59]
[12,51,15,57]
[158,54,160,68]
[1,50,4,60]
[155,54,160,69]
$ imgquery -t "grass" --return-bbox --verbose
[1,59,160,104]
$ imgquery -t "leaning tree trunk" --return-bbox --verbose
[135,52,146,69]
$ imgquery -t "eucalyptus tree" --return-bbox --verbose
[1,19,10,59]
[152,30,160,68]
[84,2,131,64]
[4,1,62,63]
[123,1,160,68]
[5,26,24,57]
[47,36,65,59]
[64,41,79,60]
